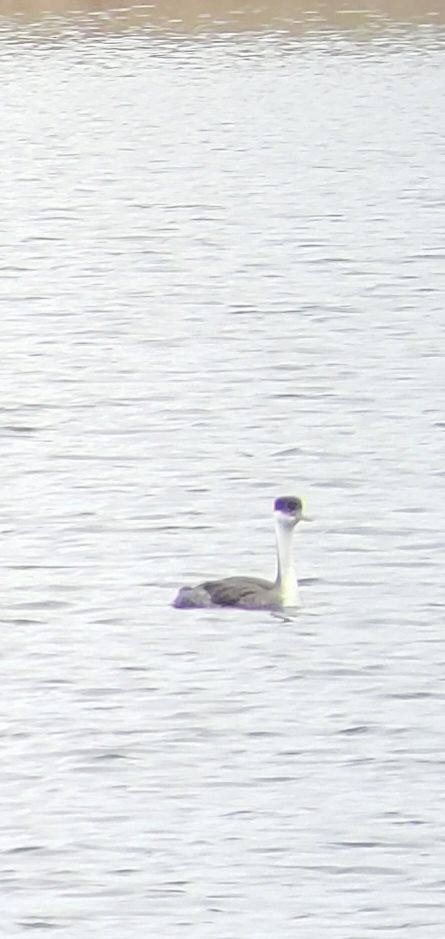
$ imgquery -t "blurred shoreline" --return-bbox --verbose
[0,0,444,31]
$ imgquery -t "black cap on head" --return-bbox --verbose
[274,496,302,515]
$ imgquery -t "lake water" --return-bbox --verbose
[1,3,445,936]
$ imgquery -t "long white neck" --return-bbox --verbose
[274,518,300,606]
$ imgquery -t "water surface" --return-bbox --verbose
[1,4,445,936]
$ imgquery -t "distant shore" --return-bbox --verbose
[1,0,444,31]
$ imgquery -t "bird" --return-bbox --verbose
[173,495,310,610]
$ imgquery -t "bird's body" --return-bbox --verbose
[173,496,308,611]
[174,576,278,610]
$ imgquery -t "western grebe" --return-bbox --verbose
[173,495,310,610]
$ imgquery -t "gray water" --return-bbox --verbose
[1,5,445,936]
